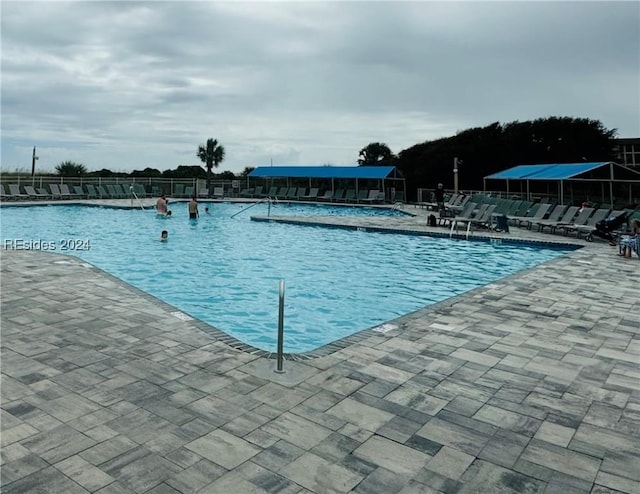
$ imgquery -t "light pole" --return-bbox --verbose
[453,157,461,194]
[31,146,39,186]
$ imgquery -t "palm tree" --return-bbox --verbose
[357,142,394,165]
[55,161,87,176]
[197,138,226,190]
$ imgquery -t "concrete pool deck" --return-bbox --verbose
[1,200,639,494]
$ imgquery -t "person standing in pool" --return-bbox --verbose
[188,196,199,219]
[156,195,168,214]
[159,230,168,242]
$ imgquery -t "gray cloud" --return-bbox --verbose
[2,0,638,173]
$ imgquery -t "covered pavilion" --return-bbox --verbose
[247,165,406,202]
[484,162,640,206]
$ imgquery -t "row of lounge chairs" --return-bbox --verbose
[0,183,145,200]
[434,195,640,241]
[235,185,397,203]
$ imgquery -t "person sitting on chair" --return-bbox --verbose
[619,219,640,258]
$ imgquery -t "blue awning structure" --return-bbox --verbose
[485,162,621,181]
[249,165,401,179]
[484,162,640,205]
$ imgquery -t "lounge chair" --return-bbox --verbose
[0,184,10,201]
[285,188,298,199]
[446,194,471,215]
[420,192,458,210]
[357,189,369,202]
[73,186,87,198]
[96,185,110,198]
[441,201,477,227]
[514,203,552,228]
[212,187,225,199]
[301,188,319,200]
[264,186,278,198]
[343,189,356,202]
[49,183,65,199]
[525,204,566,230]
[318,190,333,201]
[332,189,345,202]
[118,184,132,197]
[555,207,594,236]
[106,184,120,198]
[59,184,80,199]
[536,206,579,234]
[510,201,533,218]
[8,184,29,200]
[568,208,612,238]
[184,186,194,198]
[467,204,498,232]
[239,187,254,197]
[450,204,497,235]
[85,184,99,198]
[24,185,50,199]
[133,184,148,198]
[361,190,383,203]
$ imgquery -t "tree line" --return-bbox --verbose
[359,117,617,198]
[51,116,618,197]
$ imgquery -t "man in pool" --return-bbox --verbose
[159,230,168,241]
[156,195,168,214]
[188,196,199,219]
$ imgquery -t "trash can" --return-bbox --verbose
[494,214,509,233]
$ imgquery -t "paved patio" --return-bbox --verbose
[1,202,638,494]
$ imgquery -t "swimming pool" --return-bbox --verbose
[1,202,574,353]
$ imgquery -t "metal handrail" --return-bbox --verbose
[275,279,285,373]
[230,197,273,218]
[129,185,145,211]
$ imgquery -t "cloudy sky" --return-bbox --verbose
[2,1,638,174]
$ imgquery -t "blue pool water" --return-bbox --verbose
[1,202,573,353]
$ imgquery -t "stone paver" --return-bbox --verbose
[1,202,639,493]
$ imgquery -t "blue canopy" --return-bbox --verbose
[249,165,401,179]
[485,162,611,181]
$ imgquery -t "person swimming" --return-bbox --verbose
[159,230,168,242]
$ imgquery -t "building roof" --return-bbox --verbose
[249,165,402,180]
